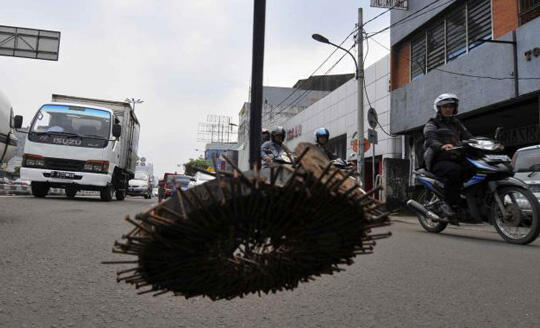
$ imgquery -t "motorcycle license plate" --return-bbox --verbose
[50,171,76,179]
[485,155,511,162]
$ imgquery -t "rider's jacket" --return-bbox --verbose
[261,140,285,159]
[316,143,337,160]
[423,113,472,170]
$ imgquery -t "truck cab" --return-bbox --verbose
[17,95,139,201]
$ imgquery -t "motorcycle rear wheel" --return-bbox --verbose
[415,189,448,233]
[492,186,540,245]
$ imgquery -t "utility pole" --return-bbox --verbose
[357,8,365,187]
[248,0,266,169]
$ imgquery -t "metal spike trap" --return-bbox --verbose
[107,142,391,301]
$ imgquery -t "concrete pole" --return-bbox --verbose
[357,8,365,187]
[372,143,375,190]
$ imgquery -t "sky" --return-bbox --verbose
[1,0,390,178]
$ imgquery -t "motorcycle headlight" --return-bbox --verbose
[484,154,511,162]
[469,139,502,151]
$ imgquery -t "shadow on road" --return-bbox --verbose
[419,229,540,247]
[43,196,155,204]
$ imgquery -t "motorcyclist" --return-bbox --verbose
[423,93,473,219]
[262,128,270,143]
[314,128,338,160]
[261,126,287,165]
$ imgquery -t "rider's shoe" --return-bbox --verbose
[440,202,459,225]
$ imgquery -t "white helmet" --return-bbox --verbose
[433,93,459,114]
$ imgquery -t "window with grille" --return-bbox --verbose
[468,0,492,50]
[446,4,466,61]
[520,0,540,24]
[411,33,426,80]
[408,0,492,80]
[427,21,445,71]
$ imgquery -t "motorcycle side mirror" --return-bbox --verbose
[494,127,504,141]
[14,115,23,129]
[112,124,122,138]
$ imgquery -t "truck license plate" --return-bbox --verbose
[50,171,76,179]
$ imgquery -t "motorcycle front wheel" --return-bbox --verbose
[415,189,448,233]
[492,186,540,245]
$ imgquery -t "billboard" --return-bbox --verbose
[0,25,60,61]
[370,0,408,10]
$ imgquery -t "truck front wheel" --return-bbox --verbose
[65,187,77,198]
[100,184,114,201]
[115,190,126,201]
[31,182,49,198]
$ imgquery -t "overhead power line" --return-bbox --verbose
[365,0,455,40]
[368,36,540,81]
[264,27,358,123]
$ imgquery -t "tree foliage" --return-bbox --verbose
[183,158,210,176]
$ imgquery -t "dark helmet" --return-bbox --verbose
[270,126,286,141]
[315,127,330,143]
[262,128,270,141]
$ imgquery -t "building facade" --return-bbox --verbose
[237,85,333,170]
[282,55,403,195]
[390,0,540,187]
[204,142,239,172]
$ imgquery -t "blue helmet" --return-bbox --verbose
[315,128,330,143]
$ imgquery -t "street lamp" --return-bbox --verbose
[195,148,206,159]
[125,98,144,111]
[312,31,365,187]
[228,122,238,143]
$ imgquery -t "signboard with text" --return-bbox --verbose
[370,0,408,10]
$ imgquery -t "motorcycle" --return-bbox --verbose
[407,129,540,245]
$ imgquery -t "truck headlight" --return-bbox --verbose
[23,154,45,168]
[84,161,109,173]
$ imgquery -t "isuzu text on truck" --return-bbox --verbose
[15,94,140,201]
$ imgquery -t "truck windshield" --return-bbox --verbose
[134,172,148,180]
[30,105,112,139]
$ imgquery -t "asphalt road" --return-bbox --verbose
[1,195,539,328]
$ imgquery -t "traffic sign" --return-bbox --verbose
[367,107,378,129]
[370,0,408,10]
[351,137,371,153]
[368,128,378,145]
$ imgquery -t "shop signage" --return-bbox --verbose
[524,46,540,61]
[370,0,408,10]
[498,125,539,147]
[286,125,302,141]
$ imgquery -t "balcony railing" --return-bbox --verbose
[520,0,540,24]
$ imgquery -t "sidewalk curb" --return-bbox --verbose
[390,215,497,234]
[0,185,98,197]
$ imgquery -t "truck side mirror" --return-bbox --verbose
[112,124,122,138]
[14,115,23,129]
[494,127,504,141]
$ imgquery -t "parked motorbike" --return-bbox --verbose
[407,130,540,245]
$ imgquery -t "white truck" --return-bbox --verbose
[0,90,18,165]
[16,94,140,201]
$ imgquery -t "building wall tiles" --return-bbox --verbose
[493,0,519,38]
